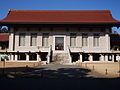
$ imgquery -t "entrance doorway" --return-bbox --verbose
[55,37,64,50]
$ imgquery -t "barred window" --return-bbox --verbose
[82,33,88,47]
[93,34,99,47]
[30,33,37,46]
[19,33,26,46]
[70,33,76,47]
[42,33,49,47]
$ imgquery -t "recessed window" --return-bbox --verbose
[30,33,37,46]
[82,33,88,47]
[42,33,49,47]
[19,33,26,46]
[70,33,76,47]
[93,34,99,47]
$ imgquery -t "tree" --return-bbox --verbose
[0,26,8,33]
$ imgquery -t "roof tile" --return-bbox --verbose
[0,10,119,24]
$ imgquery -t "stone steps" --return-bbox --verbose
[52,53,70,64]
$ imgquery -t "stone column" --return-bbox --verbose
[105,54,108,62]
[116,54,120,61]
[37,53,41,61]
[15,54,18,61]
[47,55,50,64]
[89,54,93,62]
[11,54,14,61]
[26,53,29,61]
[100,54,104,61]
[112,54,114,62]
[9,27,14,51]
[79,53,82,62]
[105,33,110,51]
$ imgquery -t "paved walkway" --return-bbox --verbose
[33,64,106,78]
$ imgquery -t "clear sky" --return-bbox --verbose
[0,0,120,33]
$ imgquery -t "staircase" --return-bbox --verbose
[52,53,70,64]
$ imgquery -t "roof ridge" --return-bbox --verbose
[9,10,111,13]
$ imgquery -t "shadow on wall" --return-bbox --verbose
[0,66,120,90]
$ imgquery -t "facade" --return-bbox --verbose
[0,10,120,64]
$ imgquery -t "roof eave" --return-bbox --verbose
[0,21,119,25]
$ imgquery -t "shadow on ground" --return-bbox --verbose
[0,66,120,90]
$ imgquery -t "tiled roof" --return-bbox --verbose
[0,10,119,24]
[0,33,9,42]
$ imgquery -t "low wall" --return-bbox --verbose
[80,62,120,78]
[0,61,40,68]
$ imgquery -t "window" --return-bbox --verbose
[19,33,26,46]
[70,33,76,47]
[82,33,88,46]
[42,33,49,47]
[93,34,99,47]
[30,33,37,46]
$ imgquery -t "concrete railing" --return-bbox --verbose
[47,45,52,64]
[69,47,82,52]
[67,45,72,63]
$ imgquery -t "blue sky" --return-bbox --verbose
[0,0,120,33]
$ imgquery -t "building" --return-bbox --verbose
[0,33,9,51]
[110,34,120,51]
[0,10,120,64]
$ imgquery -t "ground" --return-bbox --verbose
[80,62,120,77]
[0,62,120,90]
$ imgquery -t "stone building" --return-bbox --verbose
[0,10,120,64]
